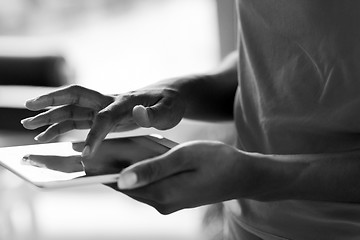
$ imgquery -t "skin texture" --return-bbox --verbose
[22,85,185,157]
[116,141,255,214]
[21,52,238,157]
[22,140,133,174]
[21,52,360,215]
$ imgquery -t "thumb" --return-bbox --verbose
[132,99,183,130]
[72,142,85,152]
[117,151,186,190]
[132,105,152,128]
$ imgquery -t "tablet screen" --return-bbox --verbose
[0,135,176,188]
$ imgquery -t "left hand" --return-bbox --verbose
[21,85,185,157]
[113,141,256,214]
[21,139,141,174]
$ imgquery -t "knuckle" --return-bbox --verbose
[162,88,178,98]
[87,120,94,127]
[140,163,160,184]
[67,106,75,119]
[45,124,60,136]
[72,121,78,129]
[96,110,114,123]
[121,93,139,106]
[120,92,135,101]
[88,110,95,120]
[68,84,83,92]
[101,95,115,107]
[46,116,52,125]
[141,168,152,182]
[72,95,81,105]
[67,85,84,105]
[159,98,173,110]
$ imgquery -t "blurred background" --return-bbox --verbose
[0,0,237,239]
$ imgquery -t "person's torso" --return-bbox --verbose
[235,0,360,154]
[231,0,360,239]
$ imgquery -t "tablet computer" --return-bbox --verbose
[0,135,177,188]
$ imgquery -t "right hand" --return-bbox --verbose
[21,85,185,157]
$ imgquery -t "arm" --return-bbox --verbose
[250,150,360,203]
[22,52,238,156]
[114,142,360,214]
[169,51,238,121]
[144,51,238,121]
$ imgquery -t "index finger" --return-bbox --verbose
[81,110,114,158]
[72,141,85,152]
[25,85,107,111]
[81,98,135,158]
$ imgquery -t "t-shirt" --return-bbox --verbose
[228,0,360,239]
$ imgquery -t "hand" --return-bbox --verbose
[21,85,185,157]
[22,154,84,173]
[22,140,131,174]
[113,141,256,214]
[21,137,148,174]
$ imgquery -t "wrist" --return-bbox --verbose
[245,153,307,201]
[166,74,213,118]
[167,74,209,96]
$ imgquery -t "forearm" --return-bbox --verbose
[246,150,360,203]
[152,52,238,121]
[179,52,238,121]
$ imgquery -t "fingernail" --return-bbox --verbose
[22,157,46,168]
[81,145,91,158]
[20,117,33,124]
[139,105,150,121]
[117,172,137,189]
[34,132,44,141]
[22,155,30,163]
[25,98,37,104]
[134,105,151,127]
[143,107,151,126]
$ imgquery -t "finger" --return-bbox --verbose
[132,97,183,130]
[34,120,93,142]
[22,155,47,168]
[117,149,189,190]
[132,105,151,128]
[110,122,140,132]
[21,105,95,130]
[22,154,83,173]
[72,142,85,152]
[81,109,115,158]
[82,98,135,157]
[25,85,110,111]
